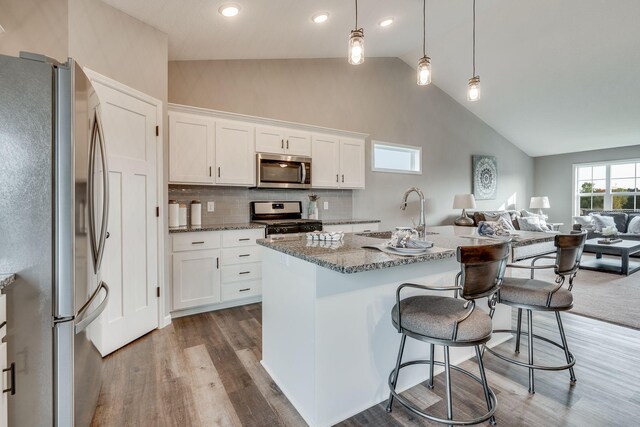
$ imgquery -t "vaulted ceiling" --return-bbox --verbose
[102,0,640,157]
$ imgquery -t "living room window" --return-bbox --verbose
[371,141,422,174]
[574,160,640,214]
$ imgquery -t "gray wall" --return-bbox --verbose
[169,58,534,230]
[535,145,640,229]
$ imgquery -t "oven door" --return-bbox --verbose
[256,153,311,189]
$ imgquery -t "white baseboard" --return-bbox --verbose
[170,296,262,319]
[159,314,172,329]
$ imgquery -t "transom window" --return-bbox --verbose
[371,141,422,175]
[574,160,640,213]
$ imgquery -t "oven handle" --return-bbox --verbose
[301,163,307,184]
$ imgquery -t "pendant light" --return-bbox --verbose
[348,0,364,65]
[417,0,431,85]
[467,0,480,101]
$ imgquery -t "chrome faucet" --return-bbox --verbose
[401,187,427,239]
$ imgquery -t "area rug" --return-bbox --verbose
[509,254,640,330]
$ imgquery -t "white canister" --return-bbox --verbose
[168,200,179,228]
[178,203,188,227]
[190,200,202,226]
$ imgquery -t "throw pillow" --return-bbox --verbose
[573,216,594,227]
[485,212,516,231]
[628,216,640,234]
[591,214,616,232]
[517,216,545,232]
[522,211,551,230]
[497,217,515,234]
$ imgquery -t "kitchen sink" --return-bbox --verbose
[355,230,439,239]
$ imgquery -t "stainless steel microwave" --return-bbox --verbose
[256,153,312,189]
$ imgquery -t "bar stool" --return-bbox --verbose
[484,233,586,394]
[386,242,510,426]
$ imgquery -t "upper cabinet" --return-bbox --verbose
[256,126,311,157]
[312,134,365,189]
[168,104,366,189]
[215,121,255,186]
[169,112,215,184]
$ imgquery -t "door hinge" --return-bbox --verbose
[155,125,159,136]
[156,286,160,298]
[156,206,160,217]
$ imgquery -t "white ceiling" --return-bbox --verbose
[103,0,640,157]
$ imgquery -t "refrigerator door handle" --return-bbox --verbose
[75,281,109,334]
[87,112,99,270]
[94,111,110,271]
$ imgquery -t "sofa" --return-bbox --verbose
[469,209,557,262]
[579,210,640,241]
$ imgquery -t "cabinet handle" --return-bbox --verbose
[216,257,219,269]
[238,238,251,241]
[239,271,251,275]
[239,254,251,257]
[209,166,212,177]
[3,362,15,395]
[363,229,372,232]
[218,167,221,178]
[342,174,344,183]
[0,321,6,330]
[239,288,251,292]
[191,241,205,245]
[286,139,289,149]
[281,139,284,149]
[336,174,339,183]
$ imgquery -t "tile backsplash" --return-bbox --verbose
[168,185,354,224]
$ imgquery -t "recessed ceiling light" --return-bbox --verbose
[218,4,240,17]
[378,17,394,27]
[312,12,329,24]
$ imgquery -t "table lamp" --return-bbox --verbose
[529,196,550,217]
[453,194,477,226]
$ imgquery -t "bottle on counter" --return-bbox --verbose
[190,200,202,227]
[178,203,188,227]
[168,200,179,228]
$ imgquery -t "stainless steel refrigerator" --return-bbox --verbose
[0,53,110,426]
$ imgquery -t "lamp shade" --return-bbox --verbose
[529,196,550,209]
[453,194,477,209]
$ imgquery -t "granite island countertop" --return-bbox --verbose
[257,225,556,274]
[169,223,265,233]
[322,219,381,225]
[0,274,16,291]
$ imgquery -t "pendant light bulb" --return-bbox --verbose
[417,56,431,86]
[467,76,481,101]
[348,0,364,65]
[348,29,365,65]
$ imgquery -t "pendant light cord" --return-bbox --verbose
[422,0,426,56]
[355,0,359,30]
[472,0,476,76]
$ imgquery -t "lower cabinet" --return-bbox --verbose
[171,228,264,314]
[0,294,7,427]
[323,222,380,233]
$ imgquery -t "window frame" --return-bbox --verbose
[371,140,422,175]
[572,158,640,215]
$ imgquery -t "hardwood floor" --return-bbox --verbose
[92,304,640,426]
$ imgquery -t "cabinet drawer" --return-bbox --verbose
[221,246,262,266]
[173,231,221,252]
[221,263,262,283]
[222,280,262,302]
[222,229,264,248]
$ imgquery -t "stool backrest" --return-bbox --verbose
[457,242,510,300]
[554,233,587,276]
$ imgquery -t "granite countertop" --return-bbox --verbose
[0,274,16,291]
[169,223,265,233]
[322,219,381,225]
[257,226,556,274]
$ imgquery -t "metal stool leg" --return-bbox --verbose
[444,346,453,427]
[555,312,577,384]
[527,310,535,394]
[475,346,497,426]
[515,308,523,354]
[386,333,407,412]
[428,343,435,390]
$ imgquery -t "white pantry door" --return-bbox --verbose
[92,80,159,356]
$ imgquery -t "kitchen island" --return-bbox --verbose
[257,226,555,427]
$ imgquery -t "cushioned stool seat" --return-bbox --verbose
[500,278,573,308]
[392,295,492,342]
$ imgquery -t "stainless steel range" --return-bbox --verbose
[251,201,322,237]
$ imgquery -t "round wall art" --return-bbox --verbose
[472,155,497,200]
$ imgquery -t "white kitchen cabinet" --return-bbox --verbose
[323,222,379,233]
[312,134,365,189]
[0,341,6,427]
[172,249,221,310]
[215,121,255,186]
[256,126,311,157]
[169,112,215,184]
[312,134,340,188]
[339,138,366,189]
